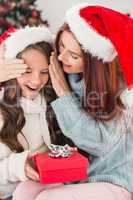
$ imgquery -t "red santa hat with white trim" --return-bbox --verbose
[0,26,54,59]
[65,3,133,89]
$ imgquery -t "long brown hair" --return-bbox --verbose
[0,41,56,152]
[55,23,125,121]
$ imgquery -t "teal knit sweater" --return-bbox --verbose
[51,74,133,193]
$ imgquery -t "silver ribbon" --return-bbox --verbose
[48,144,72,158]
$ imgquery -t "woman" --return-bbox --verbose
[35,4,133,200]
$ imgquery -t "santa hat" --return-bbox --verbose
[0,26,54,59]
[77,1,133,18]
[65,4,133,88]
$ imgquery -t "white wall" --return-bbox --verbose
[36,0,133,33]
[36,0,83,33]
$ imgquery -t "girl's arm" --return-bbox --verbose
[0,143,29,184]
[0,112,39,184]
[0,144,40,184]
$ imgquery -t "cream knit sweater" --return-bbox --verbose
[0,91,51,199]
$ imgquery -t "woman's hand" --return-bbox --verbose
[25,153,39,182]
[49,52,71,97]
[0,43,27,83]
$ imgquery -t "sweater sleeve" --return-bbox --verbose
[0,111,29,184]
[0,142,29,184]
[51,92,120,157]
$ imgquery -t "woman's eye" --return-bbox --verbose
[71,54,78,59]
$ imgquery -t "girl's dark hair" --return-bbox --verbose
[0,41,69,152]
[55,23,125,121]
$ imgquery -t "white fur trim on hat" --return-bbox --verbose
[5,26,55,59]
[120,88,133,108]
[65,3,117,62]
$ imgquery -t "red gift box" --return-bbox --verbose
[34,151,89,184]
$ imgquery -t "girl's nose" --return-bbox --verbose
[30,74,41,86]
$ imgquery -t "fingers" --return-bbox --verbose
[4,63,27,78]
[28,151,39,159]
[0,59,27,72]
[4,62,27,70]
[7,73,23,80]
[50,52,60,70]
[51,54,59,68]
[50,54,62,78]
[5,68,27,78]
[70,147,78,152]
[0,43,5,61]
[8,64,27,71]
[6,66,27,73]
[49,64,59,95]
[4,58,24,65]
[49,63,55,78]
[0,62,27,82]
[0,71,25,82]
[25,163,39,181]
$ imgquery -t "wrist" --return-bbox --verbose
[59,89,71,97]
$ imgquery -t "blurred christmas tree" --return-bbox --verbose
[0,0,48,35]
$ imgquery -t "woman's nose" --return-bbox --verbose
[58,49,68,62]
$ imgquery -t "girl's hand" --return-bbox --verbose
[49,52,71,97]
[25,154,39,182]
[69,147,77,152]
[0,43,27,83]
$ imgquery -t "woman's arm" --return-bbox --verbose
[0,43,27,83]
[49,53,121,157]
[51,92,121,157]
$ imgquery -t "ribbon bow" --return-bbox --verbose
[48,144,72,158]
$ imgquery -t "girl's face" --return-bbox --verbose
[58,30,84,74]
[17,49,49,100]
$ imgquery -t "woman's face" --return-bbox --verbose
[58,31,84,74]
[17,49,49,100]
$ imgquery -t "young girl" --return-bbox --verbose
[0,26,61,200]
[34,4,133,200]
